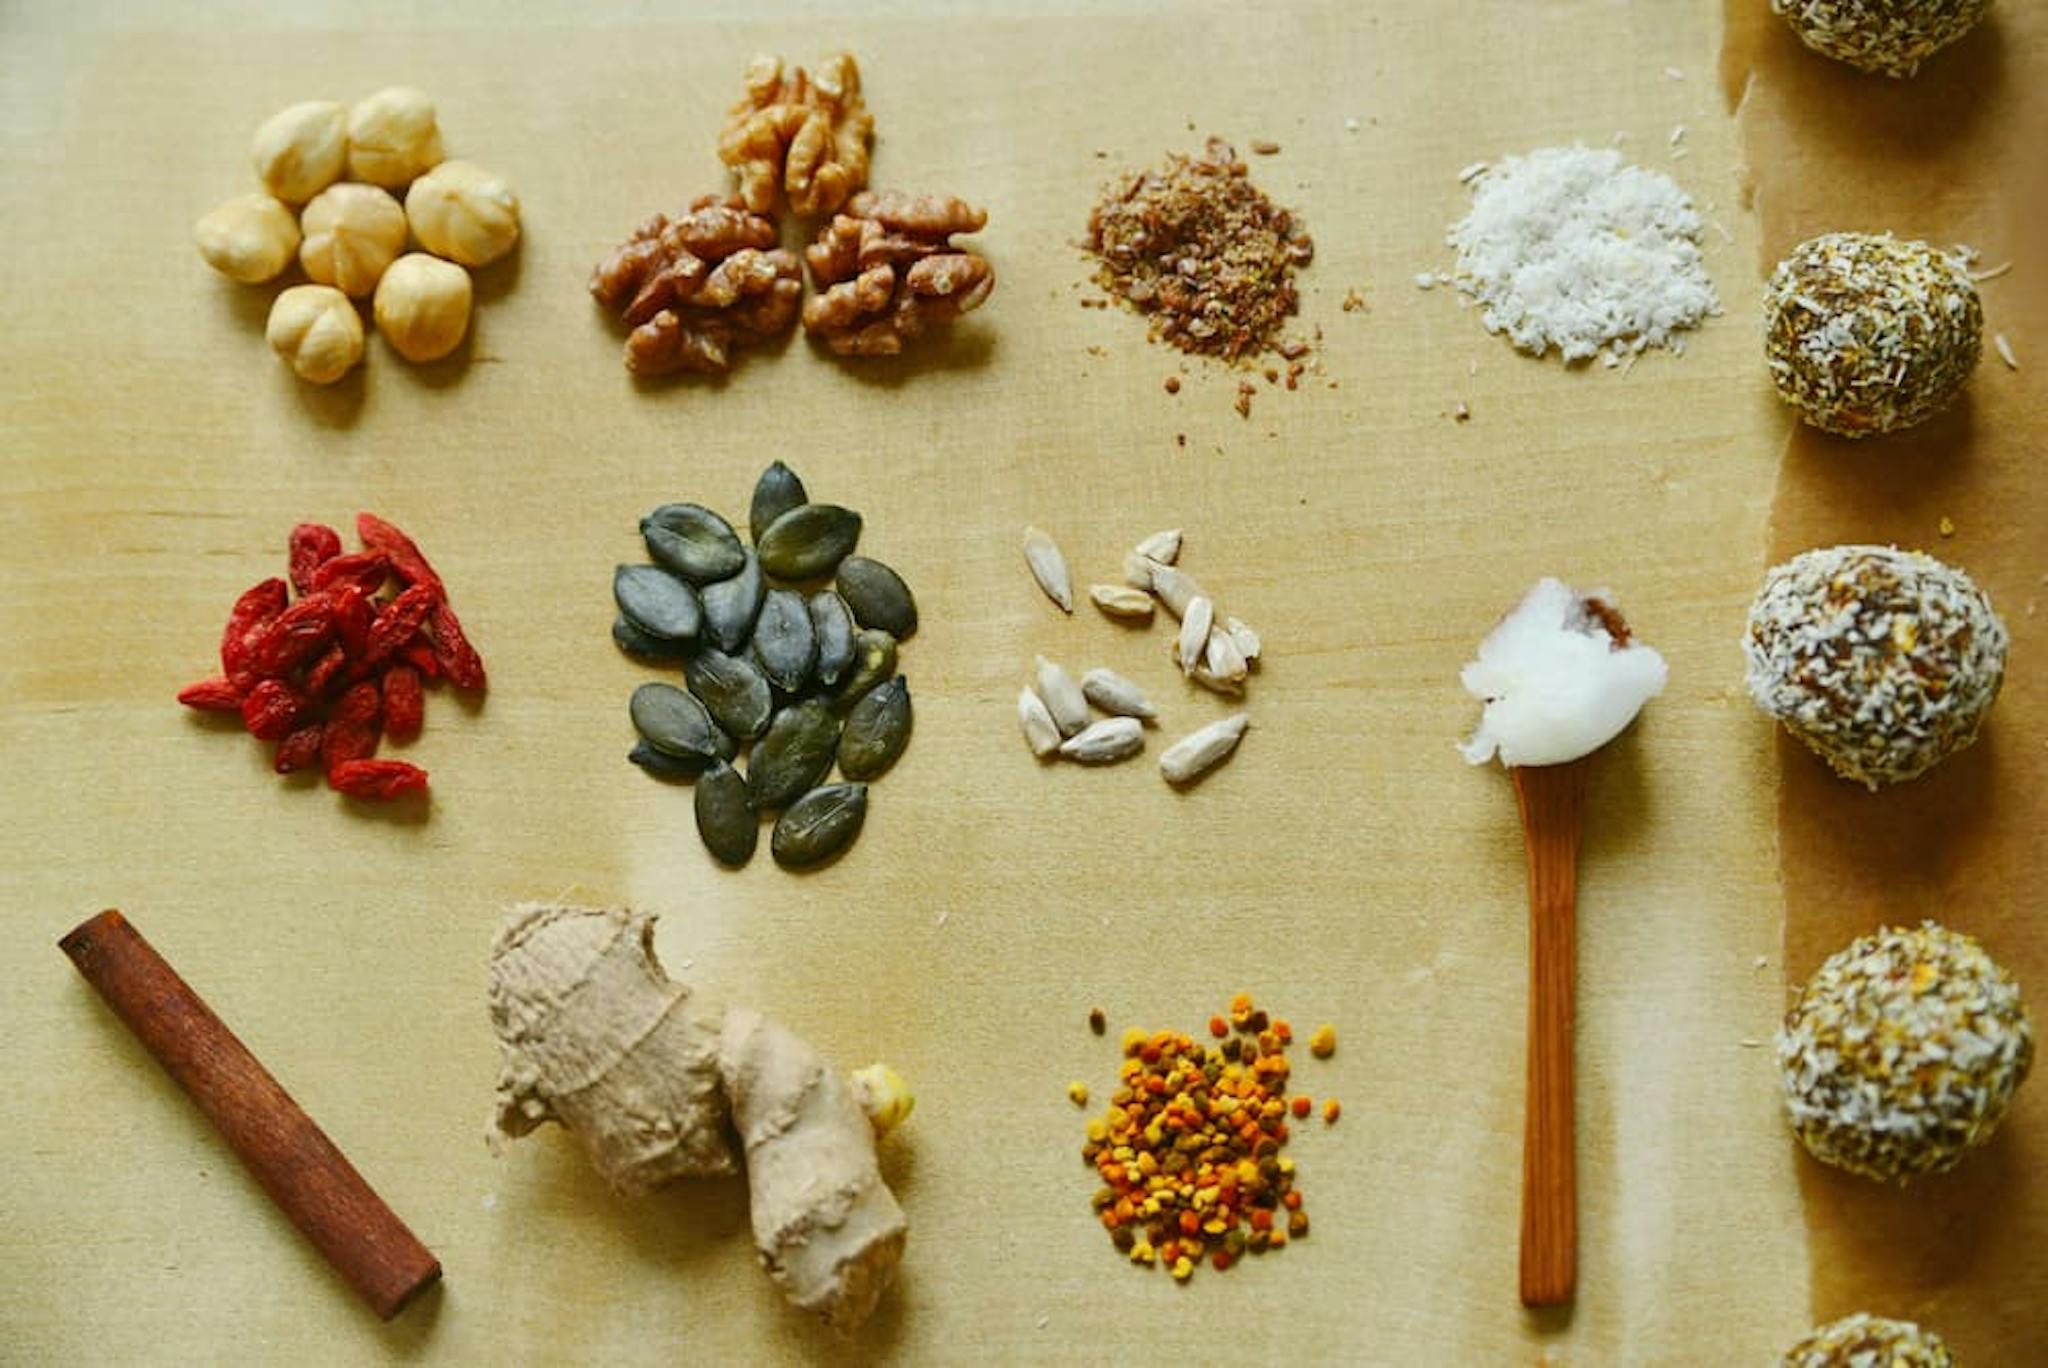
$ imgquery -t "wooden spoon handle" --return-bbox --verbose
[1512,759,1589,1308]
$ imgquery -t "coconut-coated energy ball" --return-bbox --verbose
[1779,923,2033,1184]
[1764,233,1981,437]
[1780,1312,1957,1367]
[1745,545,2006,788]
[1775,0,1992,78]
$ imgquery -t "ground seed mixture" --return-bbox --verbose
[1780,1312,1958,1367]
[1773,0,1991,78]
[1444,144,1718,364]
[1085,137,1313,365]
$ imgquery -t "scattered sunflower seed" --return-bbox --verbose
[1135,529,1182,564]
[699,549,765,653]
[641,503,746,583]
[1023,525,1075,613]
[614,564,703,641]
[1034,655,1091,736]
[1018,686,1061,757]
[1090,584,1156,622]
[771,782,868,868]
[1059,716,1145,763]
[1178,596,1214,677]
[757,503,863,581]
[1081,667,1156,720]
[1205,624,1248,682]
[809,591,856,685]
[833,628,897,710]
[1123,551,1156,591]
[746,699,840,810]
[683,647,774,740]
[1173,640,1247,696]
[749,460,809,546]
[836,556,919,639]
[628,739,710,781]
[693,760,758,865]
[1148,562,1205,618]
[1159,712,1248,785]
[629,682,732,762]
[751,588,818,693]
[1224,616,1262,660]
[839,676,912,780]
[613,614,688,660]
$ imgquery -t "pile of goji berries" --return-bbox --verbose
[177,514,485,801]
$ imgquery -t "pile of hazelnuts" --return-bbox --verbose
[193,89,521,385]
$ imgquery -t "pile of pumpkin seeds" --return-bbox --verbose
[616,462,915,869]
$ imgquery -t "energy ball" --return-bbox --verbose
[1774,0,1991,78]
[1779,923,2033,1184]
[1781,1313,1957,1367]
[1745,544,2006,788]
[1764,233,1981,437]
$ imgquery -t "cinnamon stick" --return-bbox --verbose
[58,909,441,1320]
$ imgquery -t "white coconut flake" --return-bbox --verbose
[1458,578,1668,767]
[1456,161,1491,185]
[1414,271,1437,290]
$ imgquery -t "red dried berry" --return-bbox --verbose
[305,644,349,698]
[248,594,336,677]
[310,549,391,597]
[381,664,425,741]
[287,524,344,596]
[327,758,429,801]
[240,678,307,741]
[400,638,442,681]
[364,583,437,666]
[176,677,245,712]
[330,582,374,661]
[220,578,289,682]
[428,600,487,690]
[331,679,382,727]
[273,722,326,773]
[354,513,445,596]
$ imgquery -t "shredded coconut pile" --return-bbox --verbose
[1459,578,1668,768]
[1445,145,1719,363]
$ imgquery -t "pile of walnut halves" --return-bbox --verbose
[590,52,993,378]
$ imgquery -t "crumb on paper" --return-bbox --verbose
[1344,117,1359,132]
[1456,161,1490,185]
[935,909,950,927]
[1234,381,1255,418]
[1664,66,1684,79]
[1755,955,1770,970]
[1452,401,1471,422]
[1414,272,1437,290]
[1164,374,1181,394]
[1994,333,2019,369]
[1939,515,1957,537]
[1249,139,1280,155]
[1342,288,1367,312]
[481,1191,499,1211]
[1669,124,1686,146]
[1740,1039,1763,1049]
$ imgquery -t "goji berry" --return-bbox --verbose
[305,644,349,698]
[354,513,445,596]
[365,583,437,666]
[240,678,307,741]
[320,680,383,772]
[247,594,336,677]
[327,758,429,800]
[330,582,374,661]
[176,677,244,712]
[310,549,391,597]
[273,722,326,773]
[428,600,487,689]
[286,524,343,596]
[220,578,289,682]
[331,679,381,726]
[382,664,425,741]
[400,638,442,681]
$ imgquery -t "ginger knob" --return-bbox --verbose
[346,86,444,189]
[251,100,349,204]
[406,160,520,268]
[194,193,301,284]
[266,285,364,385]
[374,253,472,363]
[299,183,408,297]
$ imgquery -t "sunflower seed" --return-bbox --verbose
[749,461,809,546]
[747,699,840,809]
[1059,716,1145,763]
[627,739,710,781]
[683,647,774,740]
[641,503,746,583]
[613,614,688,660]
[1089,584,1155,622]
[1018,686,1061,758]
[1023,526,1074,613]
[1148,563,1205,619]
[771,782,867,868]
[630,682,731,760]
[832,629,897,710]
[757,503,862,581]
[693,760,758,865]
[751,589,817,692]
[838,676,911,780]
[1172,641,1247,696]
[1081,667,1155,720]
[1034,656,1090,736]
[1159,713,1248,785]
[1224,616,1262,661]
[1135,529,1181,564]
[1177,596,1213,677]
[835,556,918,639]
[614,565,703,641]
[1204,624,1248,682]
[699,550,765,653]
[1123,551,1156,591]
[809,591,856,685]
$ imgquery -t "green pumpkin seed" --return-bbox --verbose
[746,699,840,810]
[749,461,809,546]
[699,549,764,654]
[756,504,862,581]
[683,647,773,740]
[628,739,709,781]
[832,628,897,711]
[641,503,746,583]
[838,676,911,780]
[614,565,702,641]
[629,682,732,761]
[751,589,817,693]
[809,591,856,686]
[835,556,918,639]
[613,614,688,660]
[693,761,758,866]
[771,783,868,868]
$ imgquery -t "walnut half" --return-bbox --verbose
[589,197,801,377]
[718,53,874,218]
[801,191,994,357]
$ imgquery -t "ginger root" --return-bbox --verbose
[487,903,908,1332]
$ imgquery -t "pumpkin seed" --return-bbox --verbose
[1059,716,1145,763]
[838,676,911,780]
[683,647,773,740]
[749,461,809,546]
[641,503,746,583]
[832,629,897,710]
[1159,713,1248,786]
[757,503,862,581]
[1082,667,1155,720]
[1177,596,1213,677]
[835,556,918,639]
[1135,529,1182,564]
[1022,526,1073,613]
[613,614,688,660]
[1018,686,1061,758]
[771,782,868,868]
[810,591,856,686]
[700,549,764,653]
[614,564,702,641]
[746,699,840,809]
[628,739,710,781]
[1089,584,1155,622]
[1034,656,1089,736]
[629,681,732,760]
[751,588,817,693]
[693,760,758,866]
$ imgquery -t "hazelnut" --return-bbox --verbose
[299,183,408,297]
[374,253,473,362]
[194,193,301,283]
[251,100,349,204]
[405,160,520,267]
[347,87,444,189]
[266,285,364,384]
